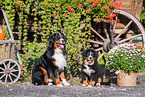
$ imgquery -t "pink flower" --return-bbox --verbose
[16,1,20,5]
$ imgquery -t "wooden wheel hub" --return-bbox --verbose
[4,68,11,76]
[103,39,118,52]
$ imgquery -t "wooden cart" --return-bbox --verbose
[89,0,145,62]
[0,7,23,84]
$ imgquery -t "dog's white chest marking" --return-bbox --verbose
[52,48,67,70]
[83,64,93,76]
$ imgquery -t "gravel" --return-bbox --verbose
[0,74,145,97]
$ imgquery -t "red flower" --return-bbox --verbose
[69,8,74,11]
[92,3,97,7]
[104,15,109,18]
[69,12,73,15]
[108,19,112,22]
[68,18,70,20]
[103,6,108,9]
[118,1,122,6]
[78,4,82,7]
[100,18,104,21]
[86,0,89,2]
[115,6,119,10]
[20,4,25,8]
[96,3,101,7]
[107,8,111,13]
[68,6,71,9]
[52,14,56,17]
[85,9,89,11]
[68,6,74,12]
[63,14,66,16]
[94,0,99,3]
[112,20,116,23]
[117,19,120,22]
[58,7,61,10]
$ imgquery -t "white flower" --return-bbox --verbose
[125,57,128,59]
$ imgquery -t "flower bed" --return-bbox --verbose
[107,43,145,74]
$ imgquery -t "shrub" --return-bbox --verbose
[107,43,145,74]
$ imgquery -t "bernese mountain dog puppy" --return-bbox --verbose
[80,48,103,87]
[32,33,70,87]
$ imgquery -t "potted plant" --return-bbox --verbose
[107,43,145,86]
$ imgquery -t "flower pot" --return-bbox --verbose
[117,70,137,86]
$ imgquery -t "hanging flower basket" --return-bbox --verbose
[116,70,137,86]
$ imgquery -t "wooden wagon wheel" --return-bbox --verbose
[90,9,145,63]
[0,59,21,84]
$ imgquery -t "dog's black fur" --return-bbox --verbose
[81,48,103,86]
[32,33,69,86]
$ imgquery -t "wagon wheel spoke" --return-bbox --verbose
[0,72,4,74]
[0,74,5,79]
[11,69,20,72]
[90,40,103,45]
[113,16,118,32]
[102,22,110,39]
[119,34,142,43]
[4,75,8,83]
[0,67,5,71]
[3,61,7,69]
[11,73,18,78]
[115,20,133,40]
[97,51,106,61]
[8,61,11,68]
[95,47,103,51]
[90,26,105,41]
[10,63,17,70]
[9,75,13,82]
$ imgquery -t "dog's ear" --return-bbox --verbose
[94,50,98,58]
[48,34,54,48]
[81,50,87,59]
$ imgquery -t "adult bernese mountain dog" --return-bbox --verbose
[32,33,70,87]
[80,48,103,87]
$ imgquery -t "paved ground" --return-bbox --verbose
[0,73,145,97]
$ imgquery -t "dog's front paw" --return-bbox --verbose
[96,83,101,87]
[56,84,63,87]
[48,83,53,86]
[63,82,70,86]
[87,85,93,88]
[82,84,87,87]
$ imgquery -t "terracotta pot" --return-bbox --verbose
[117,70,137,86]
[0,27,5,40]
